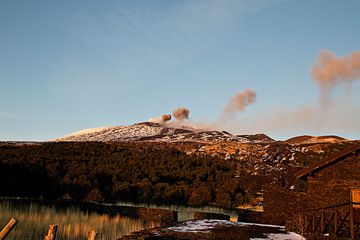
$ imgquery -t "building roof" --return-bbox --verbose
[295,144,360,179]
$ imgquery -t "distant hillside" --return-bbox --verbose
[236,134,274,142]
[285,135,347,145]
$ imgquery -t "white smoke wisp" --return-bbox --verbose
[148,114,172,124]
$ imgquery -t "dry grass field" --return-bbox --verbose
[0,200,159,240]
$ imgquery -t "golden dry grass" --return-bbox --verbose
[0,200,159,240]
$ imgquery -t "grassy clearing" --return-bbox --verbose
[0,200,159,240]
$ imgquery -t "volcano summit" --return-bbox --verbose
[55,122,273,143]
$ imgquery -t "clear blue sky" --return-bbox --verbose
[1,0,360,141]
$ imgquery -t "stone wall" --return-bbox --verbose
[263,185,315,225]
[237,209,264,224]
[135,207,178,225]
[306,155,360,207]
[263,154,360,226]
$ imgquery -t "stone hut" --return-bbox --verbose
[295,144,360,206]
[263,144,360,225]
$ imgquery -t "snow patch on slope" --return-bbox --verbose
[166,219,305,239]
[54,122,253,143]
[251,232,305,240]
[61,127,111,138]
[55,123,164,142]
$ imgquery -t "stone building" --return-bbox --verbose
[264,144,360,225]
[295,144,360,206]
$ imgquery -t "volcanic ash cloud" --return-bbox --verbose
[172,107,190,121]
[312,50,360,87]
[148,114,172,124]
[224,89,257,114]
[235,50,360,136]
[198,88,257,131]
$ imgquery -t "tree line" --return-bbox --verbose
[0,142,248,208]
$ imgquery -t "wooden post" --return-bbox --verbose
[0,218,18,240]
[349,203,354,240]
[44,224,58,240]
[88,230,97,240]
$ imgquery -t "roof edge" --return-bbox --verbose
[295,144,360,179]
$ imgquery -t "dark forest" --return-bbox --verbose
[0,142,250,208]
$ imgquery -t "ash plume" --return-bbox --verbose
[148,114,172,124]
[231,50,360,137]
[224,89,257,114]
[194,88,257,130]
[229,100,360,137]
[312,50,360,87]
[172,107,190,121]
[161,114,172,122]
[149,50,360,138]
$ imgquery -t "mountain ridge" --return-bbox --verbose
[54,122,349,145]
[54,122,271,143]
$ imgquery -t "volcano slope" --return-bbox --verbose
[1,122,358,208]
[55,122,357,184]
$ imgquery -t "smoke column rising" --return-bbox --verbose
[161,114,172,122]
[312,50,360,106]
[148,50,360,138]
[224,89,257,114]
[172,107,190,121]
[312,50,360,87]
[148,114,172,124]
[232,50,360,137]
[196,88,257,130]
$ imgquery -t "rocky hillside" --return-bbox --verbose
[1,135,358,208]
[54,122,357,180]
[170,139,360,184]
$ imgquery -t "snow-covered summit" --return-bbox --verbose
[54,122,269,143]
